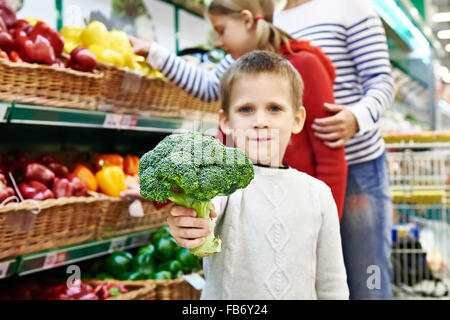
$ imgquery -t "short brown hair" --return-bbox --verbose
[220,50,304,114]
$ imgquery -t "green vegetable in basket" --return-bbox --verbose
[152,226,170,244]
[137,243,155,256]
[157,260,182,275]
[104,251,133,277]
[119,271,146,281]
[155,237,179,262]
[95,272,115,280]
[174,270,185,279]
[176,248,202,273]
[131,250,156,278]
[153,270,172,280]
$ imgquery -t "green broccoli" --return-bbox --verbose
[139,132,254,257]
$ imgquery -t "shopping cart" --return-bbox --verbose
[386,141,450,299]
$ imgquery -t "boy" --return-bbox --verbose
[169,51,349,299]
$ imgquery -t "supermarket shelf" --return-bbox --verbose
[385,142,450,149]
[13,229,157,277]
[0,258,18,280]
[0,102,10,123]
[6,103,218,134]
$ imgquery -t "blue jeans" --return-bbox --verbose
[340,152,393,300]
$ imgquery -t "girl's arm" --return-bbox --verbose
[147,42,234,102]
[315,183,349,299]
[287,52,347,219]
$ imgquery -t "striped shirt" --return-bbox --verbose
[147,0,394,165]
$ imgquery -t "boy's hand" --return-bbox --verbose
[167,205,217,249]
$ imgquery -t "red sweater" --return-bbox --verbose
[218,40,347,220]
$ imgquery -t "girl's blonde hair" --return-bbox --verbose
[207,0,294,53]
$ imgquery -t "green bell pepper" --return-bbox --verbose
[155,237,179,262]
[137,243,155,256]
[119,271,146,281]
[104,251,133,277]
[157,260,182,274]
[152,226,170,243]
[176,248,202,273]
[95,272,115,280]
[153,270,172,280]
[131,251,156,277]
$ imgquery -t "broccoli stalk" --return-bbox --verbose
[168,192,220,257]
[139,132,254,257]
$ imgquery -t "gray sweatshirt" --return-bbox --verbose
[202,165,349,300]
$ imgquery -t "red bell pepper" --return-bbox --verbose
[0,1,16,28]
[18,180,54,200]
[42,280,99,300]
[0,31,13,52]
[9,19,32,36]
[29,21,64,58]
[69,176,88,197]
[0,173,15,203]
[24,162,55,186]
[124,155,140,176]
[3,151,29,179]
[67,46,97,73]
[8,50,22,62]
[16,32,55,65]
[52,177,73,198]
[37,155,69,178]
[94,282,128,300]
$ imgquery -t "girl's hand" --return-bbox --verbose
[120,182,147,201]
[167,205,217,249]
[128,35,151,57]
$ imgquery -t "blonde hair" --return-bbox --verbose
[220,51,304,114]
[207,0,294,53]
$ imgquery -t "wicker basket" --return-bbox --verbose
[91,272,203,300]
[0,59,103,110]
[97,62,220,119]
[86,280,157,300]
[96,196,172,240]
[0,192,105,260]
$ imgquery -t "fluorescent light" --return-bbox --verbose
[433,12,450,22]
[446,44,450,52]
[437,30,450,39]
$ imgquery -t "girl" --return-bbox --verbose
[128,0,347,219]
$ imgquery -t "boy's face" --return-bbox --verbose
[220,73,306,167]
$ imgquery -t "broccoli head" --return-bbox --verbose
[139,132,254,257]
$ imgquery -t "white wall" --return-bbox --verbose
[17,0,57,29]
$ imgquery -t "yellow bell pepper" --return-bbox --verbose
[81,21,109,48]
[60,25,83,41]
[23,17,41,26]
[95,165,127,198]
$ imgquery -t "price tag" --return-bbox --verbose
[120,115,139,130]
[43,251,67,269]
[129,199,144,217]
[183,273,205,291]
[103,113,123,129]
[0,104,7,122]
[109,237,127,252]
[130,234,151,247]
[0,261,11,279]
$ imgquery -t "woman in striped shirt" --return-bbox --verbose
[131,0,394,300]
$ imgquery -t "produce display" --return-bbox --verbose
[86,226,202,281]
[0,151,143,202]
[60,21,162,77]
[138,132,255,257]
[0,1,97,72]
[0,279,130,300]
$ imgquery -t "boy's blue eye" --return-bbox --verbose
[239,106,253,113]
[269,105,281,112]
